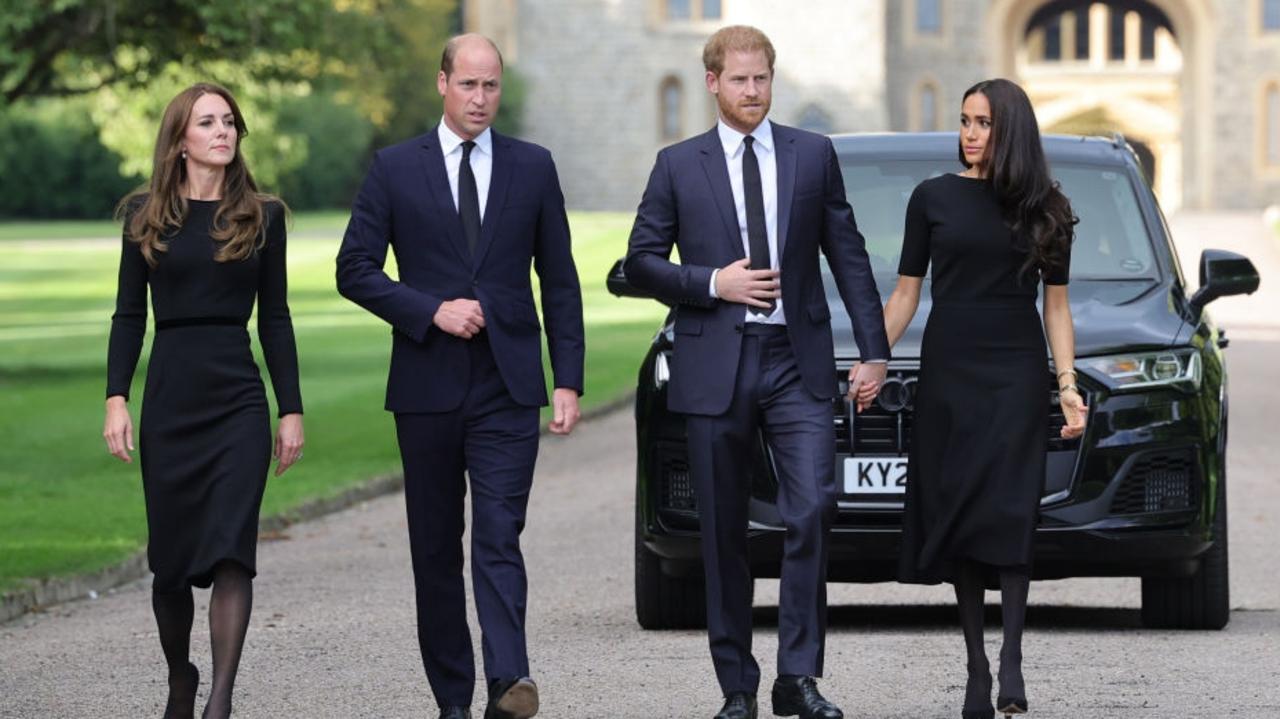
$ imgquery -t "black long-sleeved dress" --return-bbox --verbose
[106,198,302,592]
[896,174,1070,583]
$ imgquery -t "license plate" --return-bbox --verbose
[841,457,909,494]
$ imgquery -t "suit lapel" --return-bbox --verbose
[419,130,472,265]
[472,131,511,270]
[698,128,746,260]
[774,125,797,259]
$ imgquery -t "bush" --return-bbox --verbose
[0,102,140,219]
[275,92,376,210]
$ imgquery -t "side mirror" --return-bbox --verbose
[606,258,671,305]
[1189,249,1260,316]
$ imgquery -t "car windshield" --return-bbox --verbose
[835,158,1160,284]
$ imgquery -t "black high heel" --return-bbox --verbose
[997,696,1028,716]
[961,664,994,719]
[997,659,1028,716]
[162,662,199,719]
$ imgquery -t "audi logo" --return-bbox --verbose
[876,376,917,412]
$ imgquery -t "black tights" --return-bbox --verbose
[954,560,1031,711]
[151,561,253,719]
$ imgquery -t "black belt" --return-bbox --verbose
[741,323,788,336]
[155,316,248,331]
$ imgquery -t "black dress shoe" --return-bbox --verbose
[484,677,538,719]
[715,692,758,719]
[438,708,471,719]
[771,676,842,719]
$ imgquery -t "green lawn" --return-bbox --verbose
[0,211,665,594]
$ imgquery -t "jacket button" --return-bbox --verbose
[734,324,743,333]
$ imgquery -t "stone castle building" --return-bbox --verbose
[468,0,1280,212]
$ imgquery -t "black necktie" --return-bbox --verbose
[742,136,774,316]
[458,140,481,258]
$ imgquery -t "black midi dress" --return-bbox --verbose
[106,199,302,592]
[896,174,1069,584]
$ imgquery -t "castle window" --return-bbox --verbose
[918,84,938,131]
[665,0,720,21]
[917,0,942,34]
[660,76,684,141]
[1266,0,1280,31]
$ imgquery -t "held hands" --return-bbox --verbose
[716,258,780,309]
[274,413,305,476]
[846,362,888,414]
[103,396,134,463]
[548,387,581,436]
[433,299,486,339]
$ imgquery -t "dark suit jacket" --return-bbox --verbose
[337,127,584,412]
[624,123,890,416]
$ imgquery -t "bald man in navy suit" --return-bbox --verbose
[337,34,583,719]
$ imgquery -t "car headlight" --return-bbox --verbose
[1078,348,1202,392]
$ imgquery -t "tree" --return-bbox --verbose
[0,0,365,105]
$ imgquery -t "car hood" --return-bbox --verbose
[830,279,1186,361]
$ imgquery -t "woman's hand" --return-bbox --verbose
[103,396,135,462]
[274,413,305,476]
[1059,388,1088,439]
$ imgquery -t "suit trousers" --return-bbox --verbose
[394,332,540,708]
[685,324,837,696]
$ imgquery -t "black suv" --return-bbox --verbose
[609,133,1260,631]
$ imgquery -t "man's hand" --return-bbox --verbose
[548,388,581,435]
[715,258,780,309]
[847,361,888,414]
[433,299,485,339]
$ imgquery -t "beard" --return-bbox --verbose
[718,95,770,132]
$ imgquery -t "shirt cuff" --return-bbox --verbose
[709,269,720,299]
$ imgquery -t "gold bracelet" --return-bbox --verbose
[1056,369,1077,380]
[1059,384,1080,395]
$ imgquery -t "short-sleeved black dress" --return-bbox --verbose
[106,198,302,592]
[896,174,1069,584]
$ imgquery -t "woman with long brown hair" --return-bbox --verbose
[880,78,1087,718]
[102,82,304,719]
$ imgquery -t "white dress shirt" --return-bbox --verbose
[709,119,786,325]
[438,121,493,220]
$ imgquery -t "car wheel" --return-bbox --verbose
[634,510,707,630]
[1140,452,1230,630]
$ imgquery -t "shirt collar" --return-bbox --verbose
[437,121,493,156]
[717,118,774,157]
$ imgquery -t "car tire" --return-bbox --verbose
[1140,452,1230,630]
[635,511,707,630]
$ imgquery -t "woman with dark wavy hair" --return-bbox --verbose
[102,82,304,719]
[879,78,1087,719]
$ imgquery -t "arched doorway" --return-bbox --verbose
[985,0,1213,210]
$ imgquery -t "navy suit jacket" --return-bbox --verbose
[337,127,584,413]
[624,123,890,416]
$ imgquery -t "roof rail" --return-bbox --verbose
[1110,131,1127,149]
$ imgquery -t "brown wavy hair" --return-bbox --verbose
[958,79,1077,281]
[116,82,281,266]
